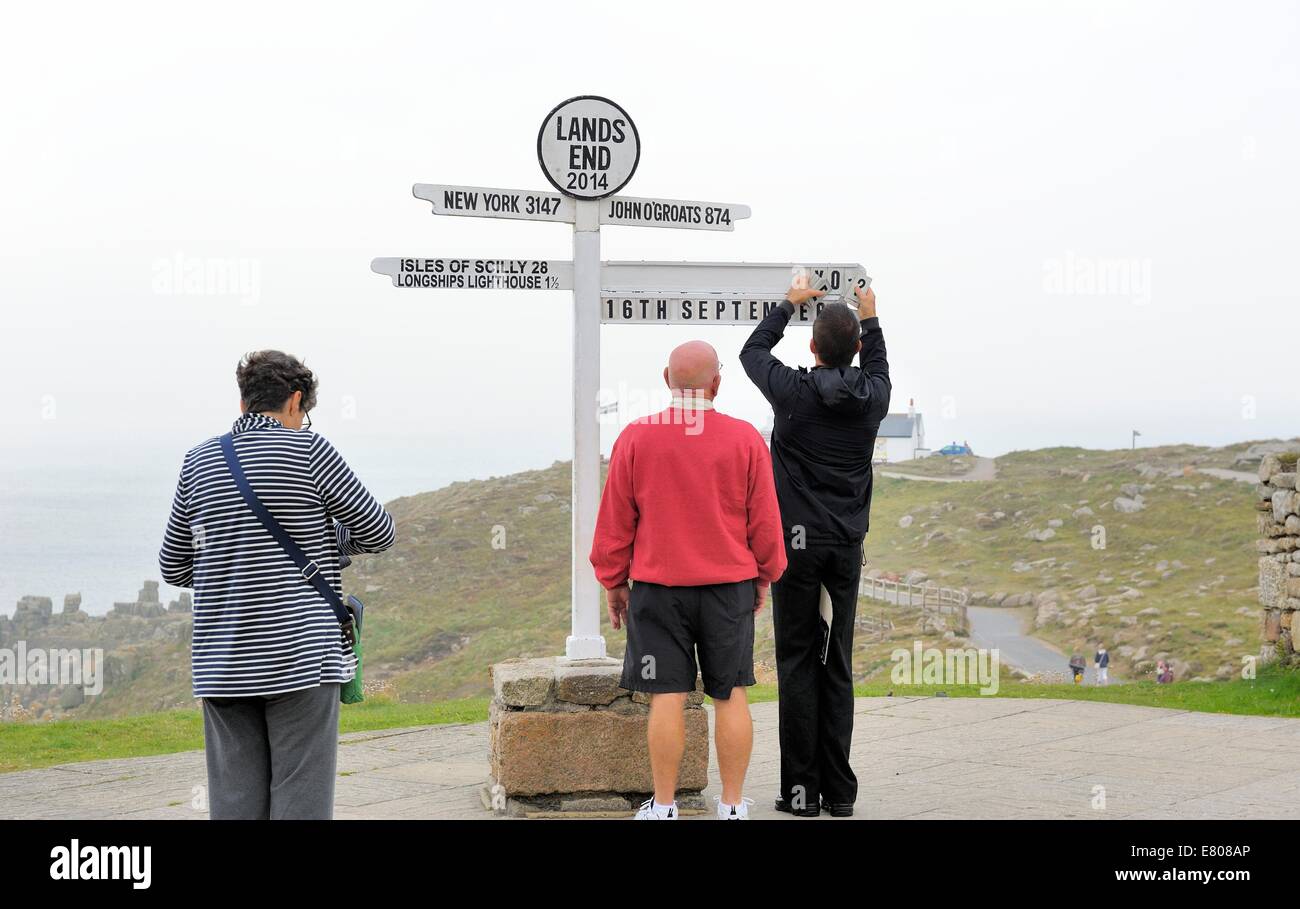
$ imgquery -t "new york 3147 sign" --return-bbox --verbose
[537,95,640,199]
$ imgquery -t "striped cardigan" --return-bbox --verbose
[159,412,395,698]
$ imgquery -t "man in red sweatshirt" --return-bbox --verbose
[590,340,787,820]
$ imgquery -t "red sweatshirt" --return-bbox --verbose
[589,402,787,589]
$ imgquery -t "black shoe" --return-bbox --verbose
[820,799,854,817]
[774,797,821,817]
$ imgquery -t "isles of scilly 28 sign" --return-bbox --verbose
[537,96,640,200]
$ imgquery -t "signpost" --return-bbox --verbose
[372,95,868,662]
[599,261,869,324]
[537,95,640,200]
[371,257,572,290]
[599,195,750,231]
[412,184,575,223]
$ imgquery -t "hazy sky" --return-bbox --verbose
[2,0,1297,499]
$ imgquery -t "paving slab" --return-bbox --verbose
[2,697,1298,820]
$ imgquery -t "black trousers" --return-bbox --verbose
[772,540,862,806]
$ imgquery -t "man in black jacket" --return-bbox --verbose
[740,282,891,817]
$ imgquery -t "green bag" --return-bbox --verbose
[341,609,364,705]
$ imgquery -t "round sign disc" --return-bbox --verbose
[537,96,640,200]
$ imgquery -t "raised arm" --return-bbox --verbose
[309,435,396,555]
[855,285,892,420]
[739,286,825,411]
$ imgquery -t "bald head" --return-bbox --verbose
[664,340,721,398]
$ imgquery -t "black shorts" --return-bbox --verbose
[620,579,756,700]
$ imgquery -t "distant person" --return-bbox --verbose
[159,350,395,819]
[1156,660,1174,684]
[1068,654,1086,684]
[740,281,891,818]
[590,341,786,820]
[1094,645,1110,685]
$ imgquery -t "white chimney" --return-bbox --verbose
[908,398,915,419]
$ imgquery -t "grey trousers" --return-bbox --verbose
[201,682,340,820]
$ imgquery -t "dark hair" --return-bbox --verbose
[236,350,318,414]
[812,303,861,368]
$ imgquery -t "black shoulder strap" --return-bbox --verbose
[219,432,352,629]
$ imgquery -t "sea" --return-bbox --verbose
[0,438,546,618]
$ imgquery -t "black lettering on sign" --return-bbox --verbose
[569,145,611,172]
[399,259,448,274]
[481,193,522,213]
[560,117,625,143]
[445,190,478,211]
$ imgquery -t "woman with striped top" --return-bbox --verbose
[159,350,395,819]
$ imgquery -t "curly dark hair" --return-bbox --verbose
[236,350,318,414]
[812,303,862,368]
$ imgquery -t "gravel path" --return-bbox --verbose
[880,456,998,483]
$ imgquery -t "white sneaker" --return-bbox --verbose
[715,796,753,820]
[634,798,677,820]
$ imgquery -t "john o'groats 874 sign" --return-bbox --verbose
[537,95,640,200]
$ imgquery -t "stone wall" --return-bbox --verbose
[1256,450,1300,664]
[485,656,709,817]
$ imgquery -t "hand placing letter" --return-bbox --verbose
[854,284,877,319]
[786,285,826,308]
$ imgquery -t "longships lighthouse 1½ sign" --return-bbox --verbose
[371,95,870,661]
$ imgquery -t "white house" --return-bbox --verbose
[873,399,925,463]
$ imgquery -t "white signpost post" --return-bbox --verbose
[372,96,868,663]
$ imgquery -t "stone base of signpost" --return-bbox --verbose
[482,656,709,817]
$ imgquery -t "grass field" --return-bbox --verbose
[867,444,1263,682]
[0,695,489,774]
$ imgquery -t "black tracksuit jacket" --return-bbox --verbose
[740,301,892,546]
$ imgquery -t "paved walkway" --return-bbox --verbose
[968,606,1118,685]
[3,697,1298,819]
[880,457,998,483]
[1197,467,1258,485]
